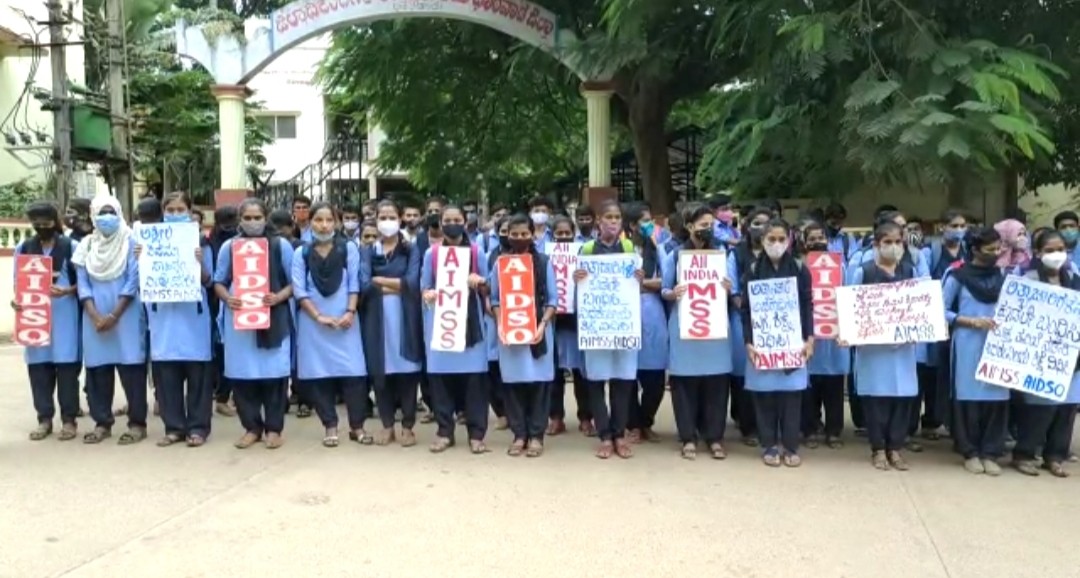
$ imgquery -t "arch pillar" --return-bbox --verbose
[211,84,251,207]
[581,80,616,209]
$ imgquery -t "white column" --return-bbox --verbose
[582,84,614,188]
[212,85,249,190]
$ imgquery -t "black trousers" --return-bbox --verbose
[549,369,592,422]
[752,390,801,453]
[587,379,633,441]
[87,364,148,429]
[233,378,286,435]
[802,374,845,438]
[952,400,1008,459]
[671,374,729,444]
[1014,403,1078,463]
[27,362,81,425]
[157,360,212,438]
[504,382,550,442]
[847,374,865,429]
[308,376,369,430]
[730,376,757,437]
[862,396,913,452]
[910,363,942,433]
[211,343,232,403]
[430,373,488,441]
[487,361,506,418]
[628,369,666,431]
[374,372,419,429]
[419,371,433,412]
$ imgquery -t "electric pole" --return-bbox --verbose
[46,0,73,209]
[105,0,132,216]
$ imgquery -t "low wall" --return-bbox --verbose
[0,219,37,339]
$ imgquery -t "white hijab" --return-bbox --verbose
[72,194,132,281]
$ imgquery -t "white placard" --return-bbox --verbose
[835,278,949,345]
[134,222,201,303]
[545,242,580,314]
[748,277,804,369]
[431,245,471,352]
[677,250,728,339]
[577,254,641,350]
[976,275,1080,402]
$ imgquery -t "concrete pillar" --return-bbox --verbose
[580,81,617,208]
[211,84,251,207]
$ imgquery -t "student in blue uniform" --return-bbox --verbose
[800,222,848,449]
[942,226,1009,475]
[149,192,214,447]
[208,205,238,417]
[213,198,294,450]
[293,202,370,448]
[845,222,918,470]
[16,201,81,441]
[74,194,146,445]
[484,217,510,430]
[1012,231,1080,477]
[269,208,311,419]
[730,207,772,446]
[546,215,588,436]
[421,205,491,454]
[661,205,737,459]
[623,202,668,444]
[359,199,424,447]
[490,213,558,457]
[573,200,641,459]
[742,218,814,467]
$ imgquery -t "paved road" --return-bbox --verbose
[0,345,1076,578]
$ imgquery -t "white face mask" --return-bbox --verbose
[877,244,905,262]
[530,212,549,226]
[1041,251,1068,270]
[343,220,360,232]
[764,241,788,259]
[377,219,400,238]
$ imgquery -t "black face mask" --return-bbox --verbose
[33,226,56,240]
[578,224,593,236]
[499,235,511,251]
[509,238,532,253]
[425,214,440,228]
[693,229,713,243]
[805,242,828,252]
[442,224,465,239]
[554,237,574,243]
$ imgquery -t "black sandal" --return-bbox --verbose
[296,404,312,419]
[83,426,112,444]
[157,433,184,447]
[118,427,147,445]
[348,430,374,445]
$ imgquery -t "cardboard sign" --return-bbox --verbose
[497,254,537,345]
[432,246,471,352]
[231,238,271,330]
[134,222,202,303]
[807,251,842,339]
[976,275,1080,402]
[15,255,52,346]
[835,278,948,345]
[577,254,642,350]
[545,242,580,314]
[677,250,728,340]
[748,277,804,369]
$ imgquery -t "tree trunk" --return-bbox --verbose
[626,81,675,216]
[1002,167,1020,219]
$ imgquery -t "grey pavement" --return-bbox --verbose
[0,345,1077,578]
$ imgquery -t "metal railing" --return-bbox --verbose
[257,135,368,210]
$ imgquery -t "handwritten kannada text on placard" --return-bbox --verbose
[135,222,202,303]
[835,278,948,345]
[748,277,804,369]
[577,254,641,350]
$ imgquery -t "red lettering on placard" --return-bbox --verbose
[686,282,716,338]
[232,238,271,330]
[432,245,470,352]
[497,254,537,344]
[807,251,842,340]
[15,255,52,346]
[677,250,728,340]
[755,350,805,370]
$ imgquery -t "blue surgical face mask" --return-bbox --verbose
[164,213,189,224]
[1061,229,1080,246]
[96,214,120,236]
[943,228,966,242]
[312,231,335,243]
[639,221,655,239]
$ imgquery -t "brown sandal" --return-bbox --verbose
[681,443,697,460]
[614,439,633,459]
[596,440,614,459]
[579,420,597,438]
[264,432,284,449]
[186,435,206,448]
[234,431,261,449]
[546,419,566,436]
[28,423,52,441]
[1046,461,1070,478]
[399,428,417,447]
[83,426,112,444]
[349,429,374,445]
[469,440,489,454]
[525,439,544,458]
[117,426,147,445]
[429,437,454,453]
[157,433,184,447]
[507,439,526,457]
[373,428,395,446]
[710,443,727,460]
[57,423,77,441]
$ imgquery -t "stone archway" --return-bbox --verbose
[173,0,616,206]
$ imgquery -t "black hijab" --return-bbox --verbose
[230,229,291,349]
[308,238,346,297]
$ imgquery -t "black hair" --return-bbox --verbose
[746,207,773,225]
[1034,229,1064,252]
[968,226,1002,251]
[440,204,465,221]
[824,202,847,219]
[162,191,193,209]
[361,199,377,210]
[551,215,575,236]
[376,199,402,217]
[68,198,91,214]
[873,204,899,219]
[941,209,966,223]
[506,213,534,234]
[875,210,904,228]
[26,201,63,235]
[685,204,713,228]
[803,220,826,237]
[268,207,292,228]
[308,201,335,220]
[764,217,791,235]
[576,204,595,219]
[490,202,508,214]
[1054,210,1079,229]
[291,195,312,208]
[425,195,447,209]
[341,203,361,215]
[873,221,903,242]
[494,215,510,235]
[528,196,554,211]
[623,202,649,233]
[137,197,163,222]
[214,205,238,228]
[707,194,732,209]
